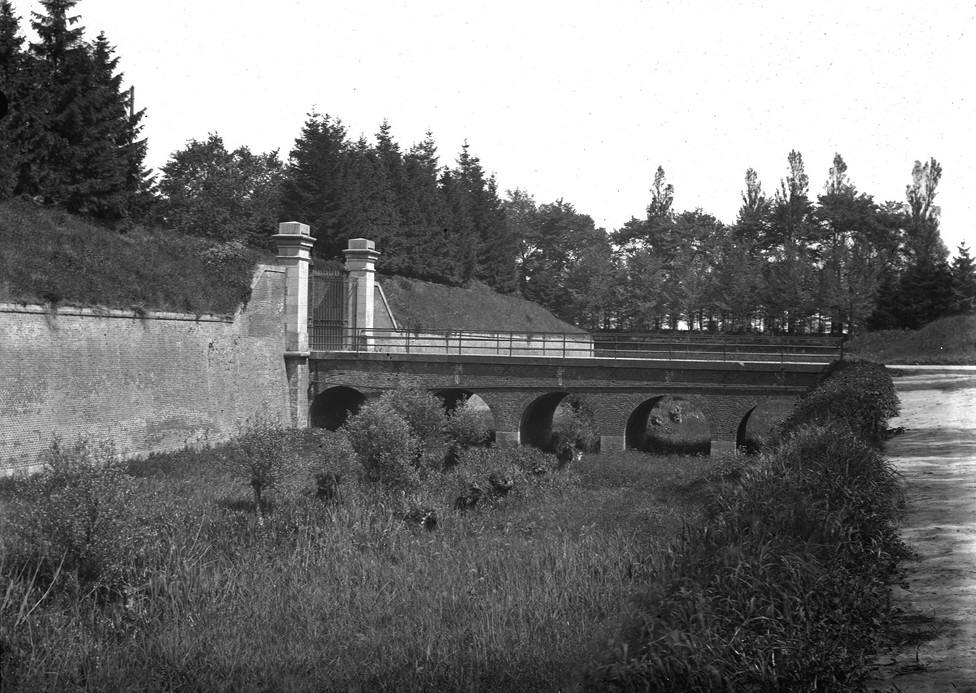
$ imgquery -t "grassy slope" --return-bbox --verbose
[0,439,716,691]
[0,199,270,315]
[379,274,586,334]
[847,313,976,365]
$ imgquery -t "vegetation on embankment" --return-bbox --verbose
[846,313,976,365]
[379,273,586,334]
[585,359,908,691]
[0,427,717,691]
[0,199,266,315]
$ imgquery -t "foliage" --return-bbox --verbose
[0,438,717,692]
[377,387,447,456]
[221,413,293,522]
[0,438,145,595]
[342,397,420,487]
[782,359,899,445]
[0,0,150,222]
[157,133,283,246]
[445,398,491,449]
[586,358,907,691]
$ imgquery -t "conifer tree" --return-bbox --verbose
[400,132,448,280]
[951,242,976,313]
[280,112,352,259]
[0,0,28,198]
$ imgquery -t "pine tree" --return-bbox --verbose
[951,242,976,313]
[280,112,352,259]
[0,0,27,198]
[22,2,147,220]
[400,132,449,280]
[28,0,90,203]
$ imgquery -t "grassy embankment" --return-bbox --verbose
[847,313,976,365]
[0,198,266,315]
[0,436,719,692]
[585,359,908,691]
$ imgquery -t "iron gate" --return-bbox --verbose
[308,270,356,351]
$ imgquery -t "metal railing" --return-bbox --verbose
[310,328,843,364]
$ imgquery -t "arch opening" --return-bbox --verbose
[309,386,366,430]
[433,389,496,445]
[736,400,790,453]
[626,395,710,456]
[520,392,599,452]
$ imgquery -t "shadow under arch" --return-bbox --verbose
[520,392,599,452]
[737,399,791,453]
[309,386,366,430]
[626,395,711,456]
[520,392,569,451]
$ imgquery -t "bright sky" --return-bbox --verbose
[9,0,976,254]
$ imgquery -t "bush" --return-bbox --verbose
[552,396,600,452]
[1,439,146,595]
[445,398,491,449]
[343,399,420,488]
[222,413,293,522]
[782,359,899,446]
[307,430,359,500]
[378,387,447,467]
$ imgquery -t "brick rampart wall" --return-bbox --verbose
[0,265,289,473]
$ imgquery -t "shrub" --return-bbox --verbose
[308,430,359,500]
[552,396,600,452]
[445,398,491,449]
[343,399,420,488]
[782,359,899,446]
[1,439,145,595]
[222,413,293,523]
[378,387,447,467]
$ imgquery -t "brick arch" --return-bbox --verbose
[625,394,711,455]
[520,391,569,451]
[431,387,497,433]
[309,385,366,430]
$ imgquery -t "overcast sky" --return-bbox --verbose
[9,0,975,254]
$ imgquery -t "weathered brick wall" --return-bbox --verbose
[0,265,288,474]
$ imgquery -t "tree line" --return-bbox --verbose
[2,0,973,334]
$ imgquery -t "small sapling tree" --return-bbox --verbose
[225,412,290,526]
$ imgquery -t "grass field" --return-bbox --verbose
[0,435,720,692]
[847,313,976,365]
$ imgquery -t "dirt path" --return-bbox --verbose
[871,366,976,692]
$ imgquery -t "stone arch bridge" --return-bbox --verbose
[272,223,834,455]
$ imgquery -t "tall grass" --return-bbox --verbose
[585,360,909,692]
[0,436,713,691]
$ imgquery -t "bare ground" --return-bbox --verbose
[871,367,976,692]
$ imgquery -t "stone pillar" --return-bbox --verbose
[343,238,380,350]
[600,435,626,452]
[494,430,520,448]
[272,221,315,427]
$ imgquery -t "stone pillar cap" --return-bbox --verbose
[346,238,375,251]
[277,221,312,237]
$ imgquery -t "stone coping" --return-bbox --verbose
[0,302,233,323]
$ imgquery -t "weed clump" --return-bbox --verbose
[1,439,147,596]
